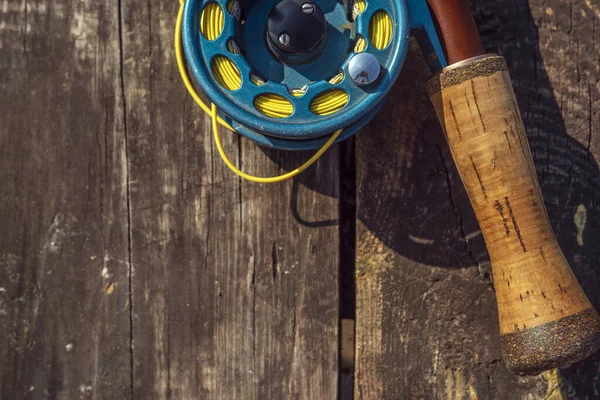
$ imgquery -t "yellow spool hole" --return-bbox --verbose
[250,74,266,86]
[369,10,392,50]
[354,36,367,53]
[211,55,242,90]
[226,0,237,14]
[353,0,366,19]
[254,94,294,118]
[328,73,344,85]
[289,87,307,97]
[226,39,241,54]
[200,2,224,41]
[310,89,349,116]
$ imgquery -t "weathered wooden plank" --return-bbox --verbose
[354,0,600,398]
[119,1,340,399]
[0,0,131,398]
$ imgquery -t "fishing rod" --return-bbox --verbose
[175,0,600,374]
[425,0,600,375]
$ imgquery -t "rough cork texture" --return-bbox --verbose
[426,55,507,94]
[502,308,600,375]
[427,52,600,374]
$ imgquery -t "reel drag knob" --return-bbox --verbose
[267,0,327,59]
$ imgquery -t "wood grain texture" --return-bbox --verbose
[1,0,340,398]
[0,0,131,398]
[2,0,600,397]
[119,1,340,399]
[355,0,600,397]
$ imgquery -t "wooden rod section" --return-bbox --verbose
[426,0,484,64]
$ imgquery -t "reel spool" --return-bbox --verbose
[181,0,421,150]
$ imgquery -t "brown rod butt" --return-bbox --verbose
[427,54,600,374]
[502,308,600,375]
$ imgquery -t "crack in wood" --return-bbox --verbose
[470,155,488,202]
[494,199,511,237]
[272,241,278,281]
[448,100,463,141]
[471,80,487,133]
[116,0,134,397]
[504,197,527,252]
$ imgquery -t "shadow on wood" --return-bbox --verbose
[256,0,600,396]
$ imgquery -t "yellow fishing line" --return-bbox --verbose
[211,104,342,183]
[211,55,242,90]
[254,94,294,118]
[200,3,223,40]
[369,10,392,50]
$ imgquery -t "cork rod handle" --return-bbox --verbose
[427,55,600,374]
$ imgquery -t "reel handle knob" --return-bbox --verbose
[427,54,600,375]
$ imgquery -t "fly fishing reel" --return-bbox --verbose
[181,0,446,150]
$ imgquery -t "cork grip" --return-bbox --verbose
[426,55,600,374]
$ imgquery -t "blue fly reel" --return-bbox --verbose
[182,0,446,150]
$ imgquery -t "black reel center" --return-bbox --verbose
[266,0,327,60]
